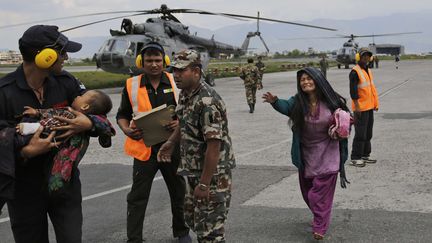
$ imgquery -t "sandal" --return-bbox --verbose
[313,232,324,240]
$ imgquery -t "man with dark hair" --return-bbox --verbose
[158,49,235,243]
[349,47,379,167]
[0,25,104,243]
[116,42,190,243]
[240,58,261,113]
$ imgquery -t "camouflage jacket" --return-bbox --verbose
[319,59,329,70]
[240,64,259,86]
[255,61,265,75]
[175,81,236,176]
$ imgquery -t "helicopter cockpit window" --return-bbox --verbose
[126,42,136,56]
[110,40,129,54]
[99,39,114,52]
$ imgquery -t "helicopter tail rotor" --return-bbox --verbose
[258,35,270,53]
[245,11,270,53]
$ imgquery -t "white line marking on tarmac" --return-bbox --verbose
[236,139,290,159]
[0,138,291,224]
[379,79,411,98]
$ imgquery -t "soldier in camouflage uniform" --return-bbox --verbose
[240,58,261,113]
[157,49,235,243]
[255,56,266,86]
[319,56,329,78]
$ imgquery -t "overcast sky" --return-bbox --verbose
[1,0,432,52]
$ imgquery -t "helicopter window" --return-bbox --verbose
[126,42,136,56]
[100,39,114,52]
[110,40,129,54]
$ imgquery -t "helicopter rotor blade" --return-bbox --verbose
[258,35,270,53]
[281,31,422,41]
[0,5,336,32]
[202,12,337,31]
[280,36,345,40]
[257,12,260,33]
[350,31,422,38]
[167,9,337,31]
[0,10,154,30]
[60,13,147,32]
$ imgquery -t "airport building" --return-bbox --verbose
[0,50,22,64]
[368,44,405,55]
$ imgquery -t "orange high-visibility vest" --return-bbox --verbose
[124,72,178,161]
[351,65,379,111]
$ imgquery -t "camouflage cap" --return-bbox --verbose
[358,47,373,57]
[170,49,201,69]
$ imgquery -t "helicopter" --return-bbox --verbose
[333,32,421,69]
[0,4,337,86]
[86,5,338,85]
[281,31,421,69]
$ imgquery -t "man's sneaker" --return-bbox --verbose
[362,157,377,163]
[178,234,192,243]
[350,159,366,167]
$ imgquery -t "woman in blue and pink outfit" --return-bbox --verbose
[262,67,350,240]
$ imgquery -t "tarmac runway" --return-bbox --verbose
[1,60,431,242]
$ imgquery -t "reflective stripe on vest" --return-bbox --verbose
[351,65,379,111]
[123,72,178,161]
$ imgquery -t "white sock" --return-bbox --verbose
[19,123,42,135]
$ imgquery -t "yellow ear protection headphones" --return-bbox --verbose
[355,53,361,62]
[355,52,374,63]
[32,34,69,69]
[135,42,167,68]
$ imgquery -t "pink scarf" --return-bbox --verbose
[328,108,353,139]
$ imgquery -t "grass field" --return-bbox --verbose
[1,55,430,89]
[0,60,314,89]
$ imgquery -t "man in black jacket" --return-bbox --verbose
[0,25,96,243]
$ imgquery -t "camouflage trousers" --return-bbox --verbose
[244,85,257,105]
[184,170,232,243]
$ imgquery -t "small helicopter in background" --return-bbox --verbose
[282,31,421,69]
[333,32,421,69]
[0,4,337,85]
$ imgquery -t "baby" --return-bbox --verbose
[16,90,115,194]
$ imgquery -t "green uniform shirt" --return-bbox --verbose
[240,64,259,87]
[175,81,235,176]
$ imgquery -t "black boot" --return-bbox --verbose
[249,104,253,113]
[252,103,255,112]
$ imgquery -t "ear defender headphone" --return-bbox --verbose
[355,52,374,63]
[355,53,361,62]
[34,34,69,69]
[135,42,166,68]
[164,55,171,66]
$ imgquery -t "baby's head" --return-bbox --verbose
[72,90,112,115]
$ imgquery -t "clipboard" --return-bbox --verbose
[132,104,176,147]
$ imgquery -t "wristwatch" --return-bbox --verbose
[198,183,209,191]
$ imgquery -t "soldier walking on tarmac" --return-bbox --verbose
[319,55,329,78]
[240,58,261,113]
[255,55,266,87]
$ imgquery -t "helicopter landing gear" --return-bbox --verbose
[337,64,341,69]
[204,73,215,86]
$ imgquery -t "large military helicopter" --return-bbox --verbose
[1,4,337,85]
